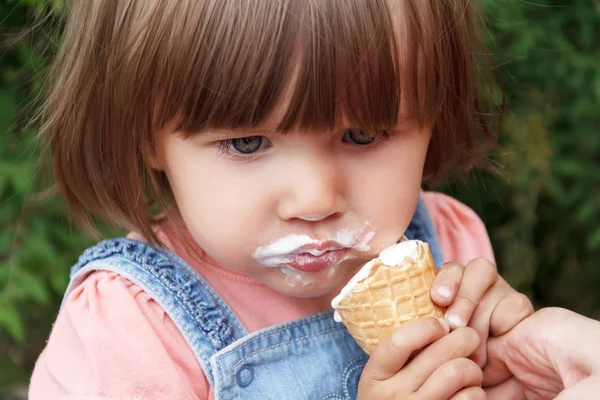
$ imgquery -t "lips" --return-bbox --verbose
[295,241,344,256]
[284,249,350,272]
[252,228,376,272]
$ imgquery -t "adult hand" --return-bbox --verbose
[484,307,600,400]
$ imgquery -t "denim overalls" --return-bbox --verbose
[62,197,444,399]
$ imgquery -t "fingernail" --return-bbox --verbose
[436,317,450,333]
[445,314,466,328]
[436,285,452,298]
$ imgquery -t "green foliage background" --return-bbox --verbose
[0,0,599,397]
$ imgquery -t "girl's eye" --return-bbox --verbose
[342,128,384,145]
[225,136,272,154]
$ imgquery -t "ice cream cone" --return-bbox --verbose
[332,240,445,355]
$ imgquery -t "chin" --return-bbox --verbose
[267,262,361,299]
[274,284,339,298]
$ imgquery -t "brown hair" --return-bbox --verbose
[40,0,503,242]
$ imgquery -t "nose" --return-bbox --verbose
[277,155,347,222]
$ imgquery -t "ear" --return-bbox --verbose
[144,118,180,171]
[141,135,165,171]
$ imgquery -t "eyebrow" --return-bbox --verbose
[189,127,286,140]
[192,124,403,140]
[210,127,281,135]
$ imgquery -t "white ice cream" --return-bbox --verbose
[252,224,375,268]
[331,240,421,322]
[252,234,315,265]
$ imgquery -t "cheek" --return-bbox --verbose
[161,143,263,263]
[346,132,430,244]
[174,173,259,248]
[353,172,420,245]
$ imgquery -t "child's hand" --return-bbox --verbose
[430,258,534,368]
[358,317,485,400]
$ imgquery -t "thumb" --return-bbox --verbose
[362,317,449,381]
[482,336,512,387]
[485,377,526,400]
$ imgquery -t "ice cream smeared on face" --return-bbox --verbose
[251,223,376,288]
[252,234,315,267]
[330,229,375,252]
[280,264,340,287]
[331,240,421,322]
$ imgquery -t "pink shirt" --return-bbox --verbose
[29,192,494,399]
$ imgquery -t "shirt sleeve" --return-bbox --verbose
[422,191,495,265]
[29,271,212,400]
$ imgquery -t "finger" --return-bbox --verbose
[398,327,480,386]
[416,358,483,400]
[445,258,498,329]
[362,317,450,381]
[431,262,465,306]
[485,377,526,400]
[466,280,512,367]
[489,290,534,336]
[482,336,512,387]
[449,387,487,400]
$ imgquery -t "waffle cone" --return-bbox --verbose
[336,242,445,354]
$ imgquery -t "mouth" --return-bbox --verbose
[281,248,351,273]
[294,241,344,256]
[252,229,376,273]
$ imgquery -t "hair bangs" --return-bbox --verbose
[147,0,444,136]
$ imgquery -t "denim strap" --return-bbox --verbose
[404,196,445,268]
[63,238,248,386]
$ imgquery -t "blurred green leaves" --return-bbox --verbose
[456,0,600,311]
[0,1,95,393]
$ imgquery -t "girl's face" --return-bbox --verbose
[155,117,431,299]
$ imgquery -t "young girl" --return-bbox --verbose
[30,0,533,399]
